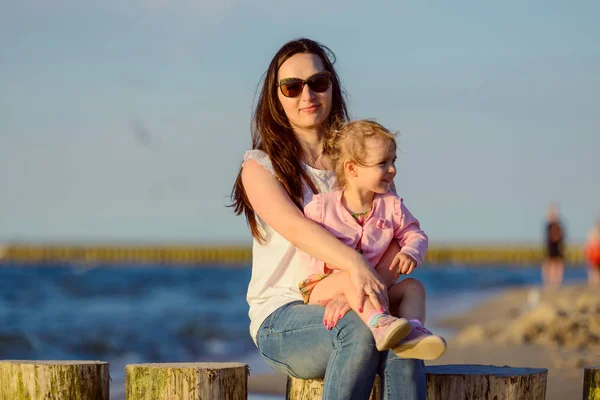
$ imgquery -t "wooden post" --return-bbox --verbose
[286,374,380,400]
[583,366,600,400]
[425,365,547,400]
[0,360,109,400]
[125,362,248,400]
[286,365,548,400]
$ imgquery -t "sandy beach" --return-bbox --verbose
[248,283,600,399]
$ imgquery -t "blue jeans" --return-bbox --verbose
[257,301,426,400]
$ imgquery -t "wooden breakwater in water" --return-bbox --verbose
[0,243,587,266]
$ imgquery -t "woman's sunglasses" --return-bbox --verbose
[277,71,332,98]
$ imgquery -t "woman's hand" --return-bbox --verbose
[318,295,351,330]
[349,259,389,314]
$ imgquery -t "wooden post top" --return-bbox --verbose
[425,364,547,376]
[0,360,108,365]
[126,362,247,369]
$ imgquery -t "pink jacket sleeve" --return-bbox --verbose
[300,194,327,275]
[393,197,429,266]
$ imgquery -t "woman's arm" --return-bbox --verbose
[242,160,387,311]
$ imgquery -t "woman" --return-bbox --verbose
[231,38,427,399]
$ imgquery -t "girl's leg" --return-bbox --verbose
[309,272,411,350]
[375,243,446,360]
[387,279,446,360]
[257,302,380,399]
[387,278,427,323]
[373,242,427,322]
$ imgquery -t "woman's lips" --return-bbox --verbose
[300,105,320,113]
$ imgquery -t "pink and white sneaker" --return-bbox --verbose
[370,315,412,351]
[392,322,447,360]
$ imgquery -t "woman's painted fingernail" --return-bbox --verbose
[380,308,385,313]
[338,314,342,319]
[323,320,327,326]
[358,308,363,313]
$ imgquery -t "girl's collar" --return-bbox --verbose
[336,188,383,213]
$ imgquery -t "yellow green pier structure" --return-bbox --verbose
[0,243,586,266]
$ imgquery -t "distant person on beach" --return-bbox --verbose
[585,218,600,287]
[298,119,446,360]
[542,204,565,288]
[231,38,427,398]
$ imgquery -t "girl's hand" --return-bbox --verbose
[318,295,351,330]
[349,260,388,314]
[389,252,417,277]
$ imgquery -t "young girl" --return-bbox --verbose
[298,119,447,360]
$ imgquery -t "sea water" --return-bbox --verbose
[0,262,588,399]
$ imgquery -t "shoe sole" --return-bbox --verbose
[375,319,412,351]
[392,335,447,360]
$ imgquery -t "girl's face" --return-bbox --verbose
[277,53,333,133]
[351,136,397,194]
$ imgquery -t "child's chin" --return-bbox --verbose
[374,185,390,193]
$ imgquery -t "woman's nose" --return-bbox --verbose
[300,84,317,101]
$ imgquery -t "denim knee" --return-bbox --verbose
[380,356,426,399]
[334,312,375,349]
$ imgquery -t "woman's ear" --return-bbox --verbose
[343,160,358,178]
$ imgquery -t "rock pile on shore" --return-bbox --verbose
[453,286,600,368]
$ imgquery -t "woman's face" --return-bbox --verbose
[277,53,333,133]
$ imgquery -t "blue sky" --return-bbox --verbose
[1,1,598,244]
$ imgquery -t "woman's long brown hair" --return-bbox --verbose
[230,38,349,243]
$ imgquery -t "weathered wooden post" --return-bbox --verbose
[125,362,248,400]
[425,365,547,400]
[286,374,380,400]
[583,366,600,400]
[0,360,109,399]
[286,364,548,400]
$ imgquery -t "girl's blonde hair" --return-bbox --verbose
[325,119,397,188]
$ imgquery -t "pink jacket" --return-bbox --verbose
[302,188,428,275]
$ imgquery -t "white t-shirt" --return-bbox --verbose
[243,150,336,344]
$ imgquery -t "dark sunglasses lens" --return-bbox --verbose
[308,75,331,93]
[281,80,304,97]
